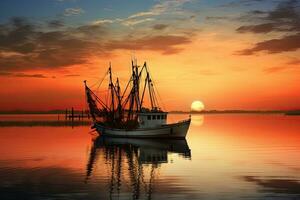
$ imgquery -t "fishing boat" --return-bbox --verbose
[84,60,191,138]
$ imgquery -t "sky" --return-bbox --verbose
[0,0,299,111]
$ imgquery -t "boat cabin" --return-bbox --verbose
[138,112,167,128]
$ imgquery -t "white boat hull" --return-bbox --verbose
[94,119,191,138]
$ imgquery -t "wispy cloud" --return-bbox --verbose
[128,11,158,19]
[134,0,191,17]
[127,0,176,19]
[92,0,192,27]
[0,72,48,78]
[92,17,154,26]
[122,18,155,26]
[92,19,115,25]
[64,74,80,77]
[287,58,300,65]
[64,7,84,16]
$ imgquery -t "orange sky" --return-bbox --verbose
[0,0,299,111]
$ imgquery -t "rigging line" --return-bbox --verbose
[121,88,133,109]
[140,75,148,110]
[84,88,89,113]
[87,87,109,110]
[147,64,166,111]
[84,75,103,88]
[95,68,109,94]
[145,66,160,109]
[151,84,159,108]
[92,93,108,110]
[148,64,173,120]
[90,69,108,88]
[152,79,174,123]
[89,79,101,88]
[121,79,134,108]
[120,76,132,101]
[152,79,166,111]
[147,75,154,109]
[105,89,108,111]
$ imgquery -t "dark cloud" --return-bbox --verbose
[251,10,268,15]
[205,16,230,21]
[241,176,300,195]
[0,17,193,72]
[267,0,300,23]
[0,17,37,54]
[75,24,106,37]
[0,17,106,71]
[152,24,168,30]
[0,72,48,78]
[236,0,300,55]
[237,33,300,55]
[15,73,48,78]
[47,19,64,28]
[236,23,278,33]
[220,0,268,8]
[238,0,300,32]
[106,35,191,55]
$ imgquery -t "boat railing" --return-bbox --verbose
[177,118,191,123]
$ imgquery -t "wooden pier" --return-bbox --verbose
[65,107,90,120]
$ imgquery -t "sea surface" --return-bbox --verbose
[0,114,299,200]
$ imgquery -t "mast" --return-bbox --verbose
[140,73,148,111]
[135,64,141,111]
[147,72,154,110]
[127,61,134,121]
[127,60,142,121]
[115,78,122,121]
[108,63,115,121]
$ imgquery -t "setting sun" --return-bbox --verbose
[191,101,205,112]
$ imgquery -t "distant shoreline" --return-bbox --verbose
[170,110,286,114]
[0,109,299,115]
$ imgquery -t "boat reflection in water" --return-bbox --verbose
[86,135,191,199]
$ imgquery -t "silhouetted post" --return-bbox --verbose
[87,110,90,119]
[71,107,74,121]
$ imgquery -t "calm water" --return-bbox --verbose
[0,114,299,200]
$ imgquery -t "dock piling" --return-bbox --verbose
[65,108,89,121]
